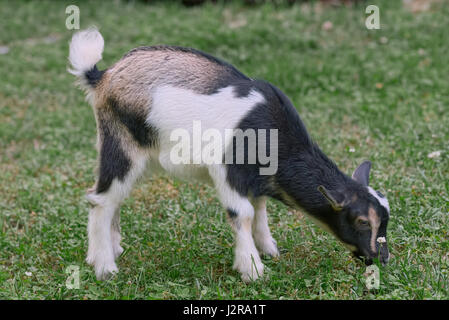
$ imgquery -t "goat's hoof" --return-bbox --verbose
[86,255,95,266]
[113,245,124,259]
[257,238,280,258]
[240,266,264,282]
[86,252,119,280]
[233,258,264,282]
[266,240,280,258]
[95,263,118,281]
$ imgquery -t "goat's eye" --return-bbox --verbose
[355,218,370,229]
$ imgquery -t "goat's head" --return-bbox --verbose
[317,161,390,266]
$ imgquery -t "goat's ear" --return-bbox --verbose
[352,160,371,186]
[318,185,344,212]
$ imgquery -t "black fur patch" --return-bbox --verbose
[84,65,105,88]
[108,98,158,148]
[231,80,255,98]
[225,80,390,263]
[225,80,316,199]
[96,122,131,194]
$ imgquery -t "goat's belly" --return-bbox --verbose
[147,148,214,185]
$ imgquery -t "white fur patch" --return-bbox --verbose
[68,27,104,77]
[233,231,264,282]
[252,197,279,257]
[147,85,265,180]
[367,186,390,214]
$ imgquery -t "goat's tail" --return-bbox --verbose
[68,27,105,89]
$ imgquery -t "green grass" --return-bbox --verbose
[0,0,448,299]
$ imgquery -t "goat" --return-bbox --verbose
[68,28,390,282]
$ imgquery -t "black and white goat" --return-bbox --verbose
[69,28,390,282]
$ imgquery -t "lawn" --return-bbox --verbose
[0,0,448,299]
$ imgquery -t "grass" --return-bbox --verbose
[0,0,448,299]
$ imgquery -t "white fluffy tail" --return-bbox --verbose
[68,27,104,78]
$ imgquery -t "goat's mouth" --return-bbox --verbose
[352,251,390,266]
[352,251,373,266]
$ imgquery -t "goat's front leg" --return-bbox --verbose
[227,206,264,282]
[209,166,264,282]
[251,197,279,257]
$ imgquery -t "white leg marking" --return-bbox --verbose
[252,197,279,257]
[86,197,119,280]
[111,208,124,259]
[86,152,147,280]
[209,165,264,282]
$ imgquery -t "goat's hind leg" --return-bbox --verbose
[86,190,120,280]
[86,124,147,280]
